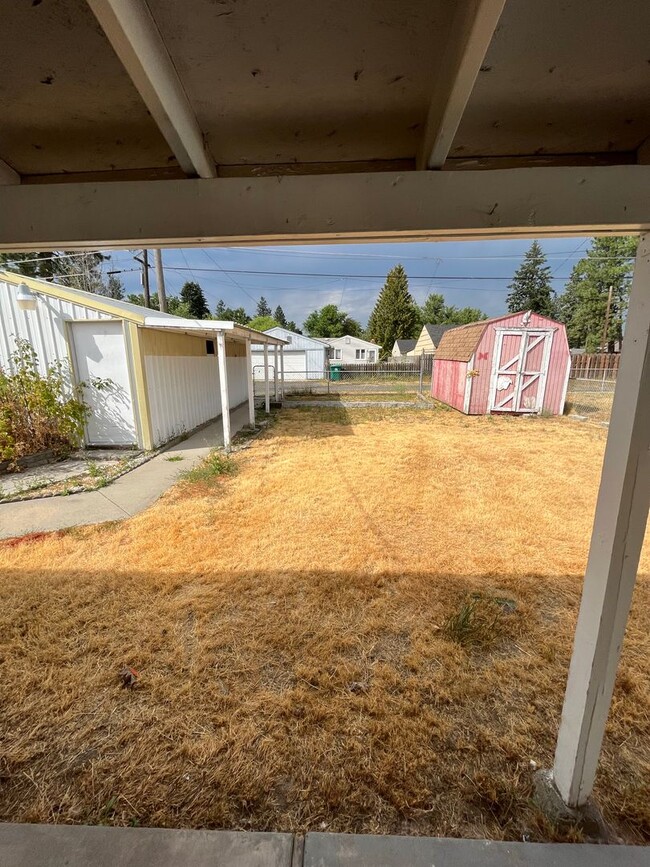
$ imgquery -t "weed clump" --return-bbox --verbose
[181,450,237,485]
[442,593,516,650]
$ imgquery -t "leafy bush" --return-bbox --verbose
[0,339,89,466]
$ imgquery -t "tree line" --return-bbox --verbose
[1,237,638,353]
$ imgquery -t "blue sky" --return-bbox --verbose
[104,237,591,328]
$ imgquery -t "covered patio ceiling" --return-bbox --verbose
[1,0,648,185]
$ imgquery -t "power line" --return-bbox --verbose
[164,266,571,281]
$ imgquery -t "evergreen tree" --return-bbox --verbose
[213,299,250,324]
[180,281,209,319]
[304,304,361,338]
[366,264,420,353]
[256,296,272,317]
[167,296,191,317]
[101,274,125,299]
[286,320,301,334]
[506,241,554,315]
[557,237,637,350]
[274,305,287,327]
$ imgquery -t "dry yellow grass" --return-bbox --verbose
[0,407,648,842]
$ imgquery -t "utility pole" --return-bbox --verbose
[153,249,168,313]
[601,284,613,353]
[133,250,151,307]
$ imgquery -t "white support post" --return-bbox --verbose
[280,346,285,400]
[553,233,650,808]
[216,332,231,452]
[245,338,255,428]
[274,345,279,401]
[263,344,270,414]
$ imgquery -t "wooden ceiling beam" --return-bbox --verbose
[417,0,506,170]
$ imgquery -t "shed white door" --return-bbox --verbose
[71,320,137,445]
[489,329,553,413]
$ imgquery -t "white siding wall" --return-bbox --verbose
[226,355,249,408]
[144,343,250,448]
[0,279,112,378]
[145,354,221,446]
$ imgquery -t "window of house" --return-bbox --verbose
[334,349,341,359]
[205,339,215,355]
[368,350,376,361]
[285,335,292,344]
[355,349,366,360]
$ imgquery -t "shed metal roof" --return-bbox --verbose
[0,271,284,345]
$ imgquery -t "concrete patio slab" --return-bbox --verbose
[0,824,294,867]
[302,833,650,866]
[0,405,249,540]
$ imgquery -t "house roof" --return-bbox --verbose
[421,323,457,347]
[263,327,327,349]
[326,335,381,349]
[395,339,417,353]
[0,271,284,345]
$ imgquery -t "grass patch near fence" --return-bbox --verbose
[1,408,649,843]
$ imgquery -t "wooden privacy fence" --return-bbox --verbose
[570,353,620,380]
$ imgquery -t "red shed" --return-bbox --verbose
[431,311,571,415]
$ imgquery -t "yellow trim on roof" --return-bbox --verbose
[0,270,146,324]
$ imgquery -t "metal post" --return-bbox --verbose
[263,344,270,414]
[245,338,255,427]
[216,332,231,451]
[553,234,650,807]
[274,345,279,401]
[280,345,285,399]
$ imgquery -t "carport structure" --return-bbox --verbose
[0,0,648,833]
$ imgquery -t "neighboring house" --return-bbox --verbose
[326,335,381,364]
[0,272,283,450]
[392,339,417,357]
[250,327,328,380]
[409,324,457,356]
[431,311,571,416]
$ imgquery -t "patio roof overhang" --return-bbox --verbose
[0,0,648,823]
[142,316,286,346]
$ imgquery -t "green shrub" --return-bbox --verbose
[0,339,89,466]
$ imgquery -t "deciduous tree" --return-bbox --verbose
[304,304,361,338]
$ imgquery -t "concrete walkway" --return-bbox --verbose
[0,825,647,866]
[0,405,249,540]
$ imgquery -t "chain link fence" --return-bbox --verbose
[253,366,432,401]
[565,371,616,423]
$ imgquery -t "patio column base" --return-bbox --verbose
[532,770,612,842]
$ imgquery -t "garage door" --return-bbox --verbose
[252,350,307,380]
[71,320,137,446]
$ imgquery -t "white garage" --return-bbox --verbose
[251,327,328,381]
[0,272,284,451]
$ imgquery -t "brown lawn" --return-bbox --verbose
[0,407,648,842]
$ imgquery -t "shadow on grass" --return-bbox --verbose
[0,562,648,843]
